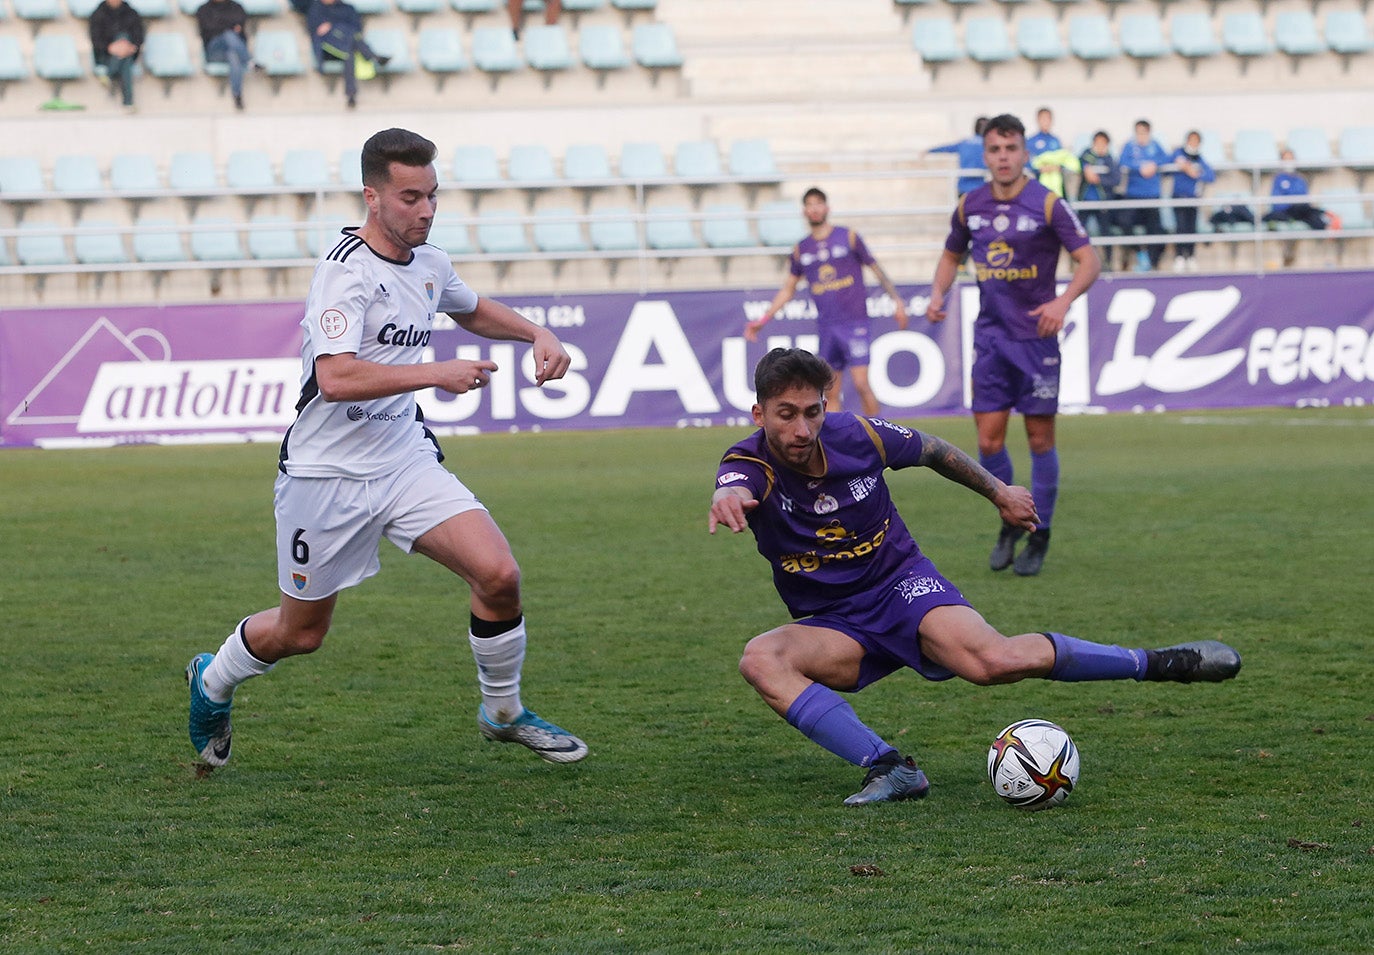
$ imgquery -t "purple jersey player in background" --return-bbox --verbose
[745,188,908,417]
[708,348,1240,806]
[926,113,1100,577]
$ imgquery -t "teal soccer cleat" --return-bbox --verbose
[843,755,931,806]
[478,706,589,764]
[186,653,233,766]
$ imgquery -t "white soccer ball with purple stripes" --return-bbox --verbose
[987,719,1080,810]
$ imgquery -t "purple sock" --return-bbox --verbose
[1030,448,1059,531]
[1046,632,1147,682]
[784,682,897,767]
[979,447,1013,486]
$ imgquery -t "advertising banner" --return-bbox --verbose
[2,271,1372,449]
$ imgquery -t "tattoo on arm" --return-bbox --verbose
[917,432,1000,500]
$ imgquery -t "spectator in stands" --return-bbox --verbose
[1077,131,1123,267]
[89,0,145,112]
[1118,119,1170,272]
[307,0,389,109]
[196,0,259,111]
[1027,107,1061,159]
[1032,147,1079,199]
[1168,130,1216,272]
[926,116,990,198]
[509,0,560,40]
[1263,149,1327,232]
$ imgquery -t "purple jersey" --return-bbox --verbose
[789,226,875,329]
[943,178,1090,341]
[715,413,928,619]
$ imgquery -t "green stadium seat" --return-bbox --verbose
[476,213,531,254]
[350,0,390,14]
[644,206,696,249]
[532,208,590,253]
[142,32,196,95]
[563,143,613,182]
[1170,13,1221,67]
[53,154,103,196]
[111,154,161,193]
[911,17,961,70]
[1337,126,1374,172]
[133,219,185,263]
[1221,11,1271,71]
[13,0,61,27]
[418,27,468,88]
[450,144,503,186]
[588,207,638,251]
[472,26,522,81]
[338,149,363,187]
[673,140,722,180]
[964,16,1015,73]
[168,151,219,193]
[0,156,46,194]
[728,139,780,181]
[618,141,667,180]
[247,215,304,260]
[225,149,276,191]
[701,203,753,249]
[33,35,84,97]
[1017,16,1066,70]
[1325,10,1373,60]
[1068,14,1119,71]
[523,23,572,84]
[190,216,246,261]
[507,143,557,185]
[1273,10,1324,66]
[579,23,629,82]
[16,224,70,266]
[281,149,332,191]
[1119,12,1168,69]
[73,221,129,265]
[1232,128,1279,168]
[1285,128,1333,170]
[632,22,682,78]
[253,30,308,90]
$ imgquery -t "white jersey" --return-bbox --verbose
[279,229,480,479]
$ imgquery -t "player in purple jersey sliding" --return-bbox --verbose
[745,187,908,417]
[709,348,1239,806]
[926,113,1100,577]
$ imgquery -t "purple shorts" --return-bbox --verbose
[970,333,1060,415]
[799,557,971,690]
[818,322,870,371]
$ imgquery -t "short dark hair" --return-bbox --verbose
[1135,119,1152,131]
[974,115,990,136]
[802,187,827,204]
[1092,130,1110,144]
[983,113,1026,141]
[754,348,833,404]
[361,128,438,188]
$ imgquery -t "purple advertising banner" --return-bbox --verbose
[2,272,1372,449]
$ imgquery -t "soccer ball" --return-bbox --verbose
[987,719,1080,810]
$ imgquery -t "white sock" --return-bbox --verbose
[469,617,525,724]
[201,618,275,703]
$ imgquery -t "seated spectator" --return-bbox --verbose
[197,0,260,111]
[509,0,560,39]
[1208,200,1255,231]
[1262,149,1327,232]
[1168,130,1216,272]
[925,116,989,198]
[1077,130,1123,267]
[89,0,145,112]
[307,0,388,109]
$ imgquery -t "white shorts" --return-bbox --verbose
[274,451,487,600]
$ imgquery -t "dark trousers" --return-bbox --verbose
[317,32,379,98]
[1119,204,1164,267]
[1173,205,1199,258]
[1263,204,1326,231]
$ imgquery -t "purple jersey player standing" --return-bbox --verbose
[709,348,1241,806]
[745,188,908,417]
[926,113,1100,577]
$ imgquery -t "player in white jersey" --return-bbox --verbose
[186,127,588,769]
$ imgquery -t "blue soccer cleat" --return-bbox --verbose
[843,755,931,806]
[186,652,233,767]
[478,706,588,764]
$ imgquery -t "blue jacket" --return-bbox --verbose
[307,0,363,60]
[1269,171,1309,211]
[930,136,986,195]
[1168,148,1215,199]
[1119,139,1170,199]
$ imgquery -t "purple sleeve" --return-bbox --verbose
[851,230,875,266]
[943,205,971,256]
[716,454,768,499]
[1048,196,1091,254]
[866,417,925,470]
[788,246,804,278]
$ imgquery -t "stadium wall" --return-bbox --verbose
[3,270,1372,448]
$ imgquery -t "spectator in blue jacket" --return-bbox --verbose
[1168,130,1216,271]
[1262,149,1327,231]
[1077,130,1123,267]
[1119,119,1171,271]
[926,116,990,197]
[307,0,388,109]
[1027,107,1062,161]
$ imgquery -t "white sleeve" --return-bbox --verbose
[303,259,374,357]
[437,265,479,314]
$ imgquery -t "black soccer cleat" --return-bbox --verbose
[1145,640,1242,683]
[1013,528,1051,576]
[989,523,1026,571]
[842,754,931,806]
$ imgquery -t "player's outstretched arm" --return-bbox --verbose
[315,351,497,402]
[916,431,1038,532]
[449,297,571,384]
[709,486,758,535]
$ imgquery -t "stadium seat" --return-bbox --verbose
[110,154,161,193]
[1232,128,1280,168]
[142,32,195,95]
[238,0,283,14]
[476,213,531,255]
[190,216,246,261]
[1170,13,1221,67]
[1337,126,1374,172]
[1119,13,1169,70]
[610,0,655,20]
[133,218,186,263]
[396,0,443,26]
[13,0,61,28]
[247,215,303,260]
[67,0,101,16]
[507,144,557,186]
[728,139,780,181]
[428,218,474,256]
[963,16,1015,73]
[472,27,522,84]
[944,0,982,19]
[450,0,497,27]
[225,149,276,191]
[168,151,219,193]
[281,149,332,191]
[254,30,308,90]
[33,35,84,97]
[1285,127,1333,169]
[700,203,753,249]
[16,224,70,267]
[1067,14,1119,72]
[893,0,934,24]
[73,221,128,265]
[644,206,696,249]
[418,27,468,89]
[632,22,683,82]
[1273,10,1325,68]
[579,23,629,83]
[0,36,30,92]
[1016,16,1066,73]
[1318,190,1372,230]
[338,149,363,187]
[588,207,639,251]
[53,154,103,198]
[674,140,722,180]
[133,0,172,15]
[349,0,390,14]
[0,156,46,194]
[619,141,667,180]
[756,199,805,247]
[365,29,416,81]
[1044,0,1081,19]
[532,207,590,253]
[1221,12,1271,70]
[450,144,503,186]
[303,215,351,256]
[1325,10,1373,65]
[563,143,613,182]
[523,23,572,84]
[911,17,962,71]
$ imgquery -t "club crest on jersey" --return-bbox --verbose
[993,213,1010,233]
[292,572,308,591]
[425,281,434,300]
[813,493,839,515]
[319,308,348,340]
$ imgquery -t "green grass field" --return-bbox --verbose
[2,407,1372,953]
